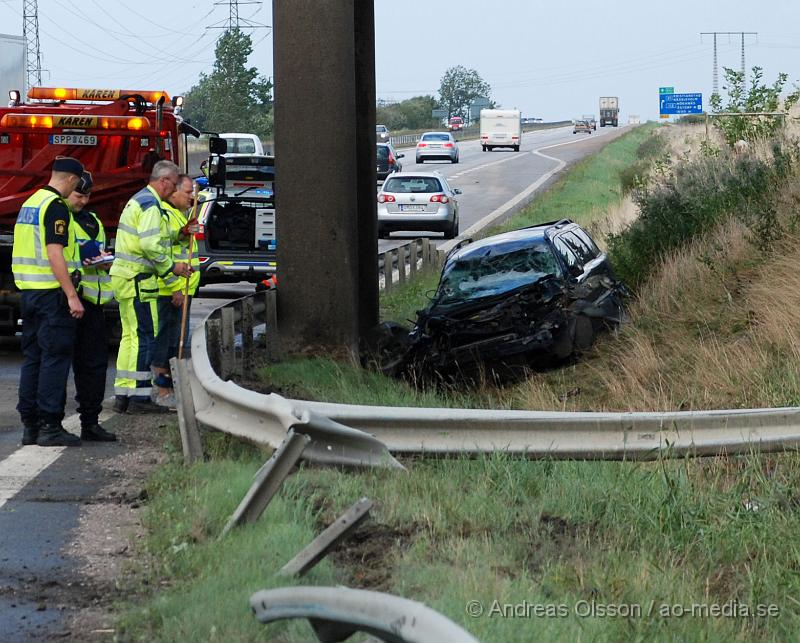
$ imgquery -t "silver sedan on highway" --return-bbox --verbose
[415,132,459,164]
[377,171,461,239]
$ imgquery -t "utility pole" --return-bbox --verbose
[700,32,757,107]
[274,0,377,352]
[208,0,270,31]
[22,0,42,91]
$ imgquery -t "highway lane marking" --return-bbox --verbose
[0,402,114,511]
[0,446,66,509]
[447,127,616,181]
[440,133,621,254]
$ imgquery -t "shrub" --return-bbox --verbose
[608,140,796,288]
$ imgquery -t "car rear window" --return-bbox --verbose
[377,146,390,160]
[383,176,442,193]
[436,240,561,304]
[225,138,257,154]
[421,133,451,141]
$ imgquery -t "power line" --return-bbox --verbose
[23,0,42,89]
[700,32,758,100]
[207,0,270,31]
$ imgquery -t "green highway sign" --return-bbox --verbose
[659,87,675,94]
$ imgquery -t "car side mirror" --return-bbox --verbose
[453,188,462,195]
[397,153,405,159]
[207,155,227,188]
[209,136,227,155]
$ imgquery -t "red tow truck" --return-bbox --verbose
[0,86,200,336]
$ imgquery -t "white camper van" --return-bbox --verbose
[480,109,522,152]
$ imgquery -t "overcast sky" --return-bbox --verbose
[0,0,798,121]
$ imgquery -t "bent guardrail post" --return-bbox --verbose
[279,497,373,578]
[250,586,480,643]
[221,429,311,537]
[171,357,204,464]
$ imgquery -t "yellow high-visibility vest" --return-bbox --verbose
[12,188,80,290]
[158,201,200,296]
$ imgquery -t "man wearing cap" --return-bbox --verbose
[66,171,117,442]
[110,160,192,414]
[13,156,84,447]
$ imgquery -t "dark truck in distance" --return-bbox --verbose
[367,220,627,381]
[599,96,619,127]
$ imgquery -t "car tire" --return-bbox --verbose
[482,145,487,152]
[513,145,519,152]
[377,226,387,239]
[416,157,423,164]
[444,220,458,239]
[452,156,459,164]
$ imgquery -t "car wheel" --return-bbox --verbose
[416,157,423,164]
[482,145,486,152]
[444,220,457,239]
[452,156,459,164]
[513,145,519,152]
[377,225,386,239]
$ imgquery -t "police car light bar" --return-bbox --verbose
[0,114,152,130]
[27,87,170,104]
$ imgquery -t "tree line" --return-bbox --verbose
[180,31,493,137]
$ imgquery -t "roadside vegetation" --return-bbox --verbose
[121,102,800,640]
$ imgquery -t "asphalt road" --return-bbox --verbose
[380,124,630,251]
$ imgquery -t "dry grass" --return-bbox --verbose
[513,148,800,413]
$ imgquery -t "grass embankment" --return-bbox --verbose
[120,124,800,641]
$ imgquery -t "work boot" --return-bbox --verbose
[112,396,129,414]
[37,424,81,447]
[81,424,118,442]
[127,398,169,414]
[21,420,41,446]
[155,392,177,410]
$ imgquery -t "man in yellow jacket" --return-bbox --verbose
[151,174,200,406]
[110,160,191,414]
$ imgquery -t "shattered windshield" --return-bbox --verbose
[436,239,561,305]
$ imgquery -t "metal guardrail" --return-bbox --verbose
[378,238,439,291]
[186,291,800,462]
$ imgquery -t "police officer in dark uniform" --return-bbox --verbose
[66,171,117,442]
[13,157,84,447]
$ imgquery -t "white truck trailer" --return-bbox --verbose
[0,34,25,100]
[479,109,522,152]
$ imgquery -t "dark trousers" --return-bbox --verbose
[73,301,108,427]
[152,295,192,370]
[18,289,77,426]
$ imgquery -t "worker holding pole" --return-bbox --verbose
[151,174,199,407]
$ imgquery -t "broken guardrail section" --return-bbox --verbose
[250,586,480,643]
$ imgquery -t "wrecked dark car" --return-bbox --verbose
[369,219,628,382]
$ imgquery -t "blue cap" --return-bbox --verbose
[76,171,93,195]
[52,156,84,177]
